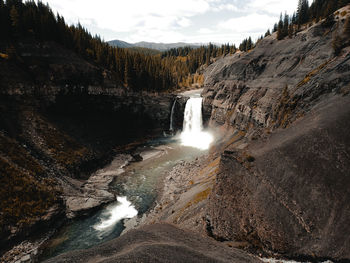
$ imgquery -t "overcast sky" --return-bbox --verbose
[44,0,299,45]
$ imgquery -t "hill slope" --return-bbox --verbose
[108,39,200,50]
[44,223,261,263]
[107,39,134,48]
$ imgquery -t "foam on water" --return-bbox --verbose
[94,196,138,232]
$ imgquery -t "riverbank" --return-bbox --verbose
[1,137,175,263]
[124,153,218,234]
[38,133,209,261]
[0,82,190,262]
[1,152,135,263]
[127,129,246,235]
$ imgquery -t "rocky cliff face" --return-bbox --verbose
[203,8,350,261]
[202,9,350,134]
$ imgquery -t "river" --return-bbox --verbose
[41,89,214,260]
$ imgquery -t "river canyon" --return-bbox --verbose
[1,3,350,263]
[41,89,216,260]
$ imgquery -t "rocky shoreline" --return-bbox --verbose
[63,154,133,219]
[1,232,54,263]
[1,153,136,263]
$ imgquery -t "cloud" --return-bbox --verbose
[219,13,277,33]
[198,28,214,34]
[45,0,299,43]
[46,0,209,32]
[213,3,239,12]
[247,0,298,15]
[177,17,192,28]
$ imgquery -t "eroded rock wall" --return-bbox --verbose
[207,95,350,260]
[203,9,350,261]
[202,12,350,134]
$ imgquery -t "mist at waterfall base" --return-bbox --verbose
[179,97,213,150]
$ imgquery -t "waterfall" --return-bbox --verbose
[180,97,213,150]
[169,99,177,131]
[182,98,203,133]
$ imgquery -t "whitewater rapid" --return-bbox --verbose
[94,196,137,237]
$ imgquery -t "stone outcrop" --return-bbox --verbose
[44,223,261,263]
[64,154,132,218]
[203,8,350,261]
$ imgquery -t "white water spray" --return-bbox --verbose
[180,97,213,150]
[94,196,137,234]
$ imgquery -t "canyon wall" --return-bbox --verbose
[0,40,187,252]
[203,8,350,261]
[202,9,350,134]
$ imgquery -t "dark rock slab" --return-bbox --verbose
[44,223,261,263]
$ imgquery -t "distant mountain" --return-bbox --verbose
[108,39,134,48]
[133,41,200,51]
[108,40,200,51]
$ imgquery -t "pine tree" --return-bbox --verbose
[124,57,131,88]
[288,24,294,38]
[297,0,309,26]
[247,37,253,50]
[297,0,302,24]
[10,5,19,37]
[239,38,247,51]
[283,13,289,37]
[339,0,350,8]
[322,13,335,28]
[273,23,278,32]
[277,13,284,40]
[302,0,309,22]
[292,12,297,24]
[7,0,22,8]
[0,0,10,39]
[265,29,271,37]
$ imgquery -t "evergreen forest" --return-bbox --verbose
[1,0,350,92]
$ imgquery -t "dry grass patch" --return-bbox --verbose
[0,157,59,228]
[185,188,212,209]
[297,60,331,88]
